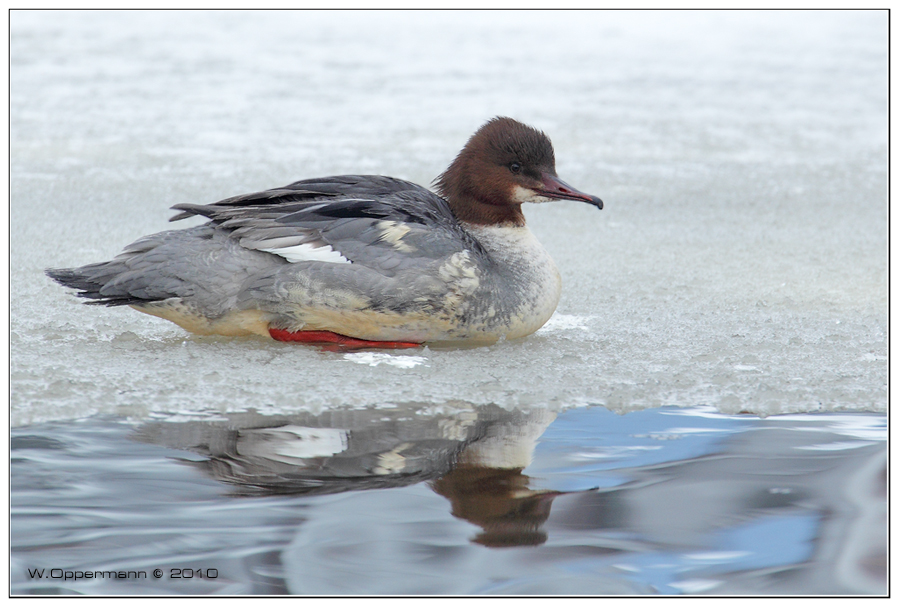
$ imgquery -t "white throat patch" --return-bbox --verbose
[512,185,554,204]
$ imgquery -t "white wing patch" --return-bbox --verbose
[260,243,352,264]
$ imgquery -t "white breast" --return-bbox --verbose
[465,224,562,339]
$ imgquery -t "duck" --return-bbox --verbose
[46,117,603,348]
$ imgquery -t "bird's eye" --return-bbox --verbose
[509,162,522,174]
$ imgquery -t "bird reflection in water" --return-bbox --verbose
[431,466,560,547]
[134,403,565,548]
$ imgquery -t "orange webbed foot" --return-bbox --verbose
[269,328,422,351]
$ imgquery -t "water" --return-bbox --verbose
[9,10,887,595]
[10,406,887,594]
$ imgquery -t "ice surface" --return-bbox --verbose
[10,10,886,425]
